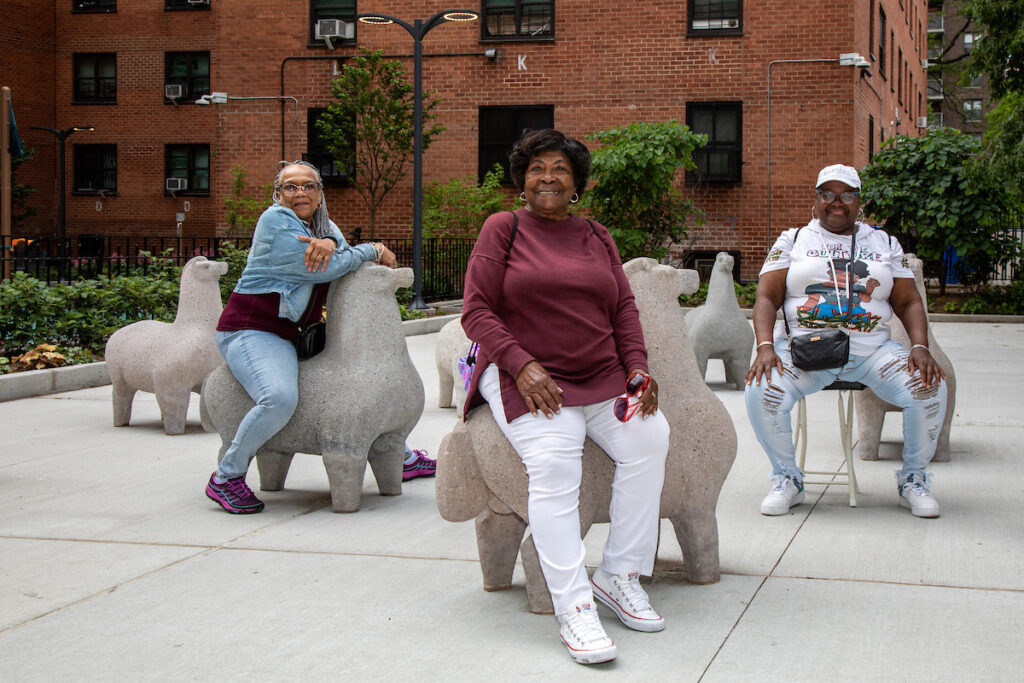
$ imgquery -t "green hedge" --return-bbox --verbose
[1,244,425,371]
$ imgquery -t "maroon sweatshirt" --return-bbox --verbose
[461,209,649,422]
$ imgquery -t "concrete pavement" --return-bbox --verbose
[1,321,1022,681]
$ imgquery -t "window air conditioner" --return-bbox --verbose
[187,0,210,5]
[165,84,184,99]
[166,177,188,192]
[316,19,354,40]
[921,58,929,69]
[917,116,929,128]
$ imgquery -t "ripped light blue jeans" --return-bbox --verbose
[745,339,947,489]
[215,329,299,479]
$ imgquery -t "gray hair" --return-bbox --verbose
[273,160,332,239]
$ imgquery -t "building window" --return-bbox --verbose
[688,0,742,33]
[878,9,887,78]
[165,52,210,104]
[165,144,210,195]
[304,108,352,184]
[968,74,984,88]
[898,49,904,104]
[869,0,875,56]
[868,115,875,159]
[165,0,211,9]
[73,0,116,12]
[478,105,554,184]
[963,99,983,122]
[73,144,116,194]
[482,0,554,40]
[963,32,978,52]
[928,101,944,128]
[890,31,895,89]
[686,101,742,184]
[73,53,116,103]
[310,0,356,45]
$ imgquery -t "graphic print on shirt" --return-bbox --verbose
[796,257,882,332]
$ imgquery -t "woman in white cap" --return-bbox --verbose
[744,164,947,518]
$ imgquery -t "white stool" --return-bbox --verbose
[794,380,864,506]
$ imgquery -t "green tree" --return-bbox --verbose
[582,120,706,260]
[963,0,1024,98]
[316,47,444,238]
[860,128,1015,292]
[422,163,519,238]
[222,165,272,238]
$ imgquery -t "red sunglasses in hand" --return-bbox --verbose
[613,371,650,422]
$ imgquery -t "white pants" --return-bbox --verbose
[478,364,670,616]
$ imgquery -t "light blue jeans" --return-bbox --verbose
[215,329,299,479]
[745,339,947,489]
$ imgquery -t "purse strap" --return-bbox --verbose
[782,227,857,338]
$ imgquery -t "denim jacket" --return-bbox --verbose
[233,205,377,322]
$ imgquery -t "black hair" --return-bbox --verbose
[508,128,591,196]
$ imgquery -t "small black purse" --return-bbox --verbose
[784,230,856,371]
[295,320,326,360]
[789,328,850,370]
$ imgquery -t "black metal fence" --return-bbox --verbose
[1,233,477,302]
[941,226,1023,284]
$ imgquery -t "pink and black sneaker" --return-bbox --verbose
[402,450,437,481]
[206,473,265,514]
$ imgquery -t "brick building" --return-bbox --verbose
[926,0,992,135]
[4,0,928,280]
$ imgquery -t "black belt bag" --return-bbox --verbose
[295,320,326,360]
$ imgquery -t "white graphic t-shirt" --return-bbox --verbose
[760,220,914,357]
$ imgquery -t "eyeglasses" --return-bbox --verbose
[613,372,650,422]
[816,189,860,205]
[280,182,322,196]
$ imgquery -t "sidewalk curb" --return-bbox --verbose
[0,314,464,403]
[0,362,111,403]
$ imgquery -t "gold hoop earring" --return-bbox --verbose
[570,193,580,204]
[520,192,526,201]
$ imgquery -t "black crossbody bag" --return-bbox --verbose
[784,229,857,371]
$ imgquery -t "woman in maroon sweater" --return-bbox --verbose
[461,129,670,665]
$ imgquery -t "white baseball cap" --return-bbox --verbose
[815,164,861,190]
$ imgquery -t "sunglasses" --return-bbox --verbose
[613,372,650,422]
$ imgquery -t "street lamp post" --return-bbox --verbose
[358,9,479,309]
[29,125,94,282]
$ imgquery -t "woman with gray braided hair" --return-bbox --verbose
[204,160,398,514]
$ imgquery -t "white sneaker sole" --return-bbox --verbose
[591,579,666,632]
[760,490,805,515]
[899,496,940,518]
[562,639,617,664]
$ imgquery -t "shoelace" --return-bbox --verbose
[612,575,653,612]
[905,483,928,498]
[408,451,434,466]
[224,478,255,502]
[771,479,790,495]
[565,608,607,646]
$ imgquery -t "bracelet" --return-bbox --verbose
[911,343,930,352]
[756,340,774,350]
[373,243,384,262]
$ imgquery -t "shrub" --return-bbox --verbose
[679,281,757,308]
[423,163,518,238]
